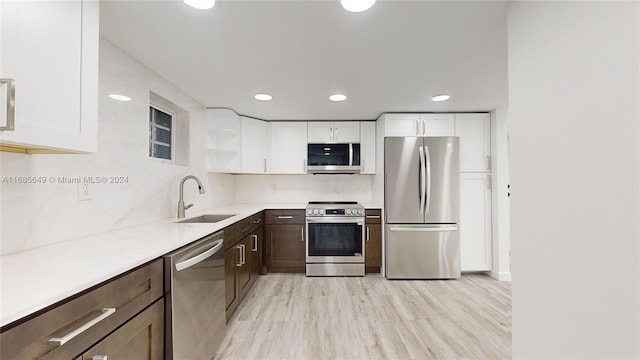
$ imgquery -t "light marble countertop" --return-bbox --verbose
[0,202,312,327]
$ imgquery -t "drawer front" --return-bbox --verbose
[238,217,252,239]
[250,211,265,232]
[265,210,305,225]
[223,222,241,251]
[365,209,382,224]
[0,260,163,360]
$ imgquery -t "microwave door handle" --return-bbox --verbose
[349,143,353,167]
[418,145,426,215]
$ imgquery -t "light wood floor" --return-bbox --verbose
[216,273,511,360]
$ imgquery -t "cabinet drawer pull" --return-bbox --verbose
[277,216,293,219]
[93,356,108,360]
[252,234,258,252]
[366,215,381,219]
[48,308,116,346]
[0,79,15,131]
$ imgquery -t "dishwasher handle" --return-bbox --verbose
[175,238,224,272]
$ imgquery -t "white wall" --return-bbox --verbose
[508,2,639,358]
[0,40,234,255]
[234,174,373,204]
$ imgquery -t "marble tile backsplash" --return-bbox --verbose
[234,174,374,204]
[0,40,233,255]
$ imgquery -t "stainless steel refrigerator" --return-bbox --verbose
[385,136,460,279]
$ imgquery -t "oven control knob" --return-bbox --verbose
[307,209,313,215]
[313,209,320,215]
[358,209,364,215]
[346,209,352,215]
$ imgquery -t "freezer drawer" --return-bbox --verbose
[385,225,461,279]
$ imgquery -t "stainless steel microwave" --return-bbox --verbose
[307,143,361,174]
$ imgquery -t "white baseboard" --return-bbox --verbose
[489,271,512,282]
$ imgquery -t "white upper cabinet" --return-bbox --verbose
[460,172,492,271]
[0,0,99,153]
[382,113,453,137]
[270,122,308,174]
[307,121,359,143]
[455,113,491,172]
[420,114,455,136]
[360,122,376,174]
[382,113,420,137]
[206,109,241,173]
[241,117,268,174]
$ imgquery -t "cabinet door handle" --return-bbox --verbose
[329,127,333,141]
[93,356,108,360]
[252,234,258,252]
[414,119,419,136]
[0,79,15,131]
[486,155,491,171]
[264,158,267,173]
[486,175,492,190]
[301,226,304,242]
[236,245,243,267]
[48,308,116,346]
[242,244,246,265]
[335,127,338,141]
[278,216,293,219]
[366,226,370,242]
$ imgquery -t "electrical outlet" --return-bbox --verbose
[78,181,93,201]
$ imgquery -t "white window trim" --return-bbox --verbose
[149,104,176,164]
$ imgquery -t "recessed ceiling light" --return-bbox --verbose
[432,94,451,102]
[183,0,215,10]
[340,0,375,12]
[108,94,132,102]
[254,93,273,101]
[329,94,347,102]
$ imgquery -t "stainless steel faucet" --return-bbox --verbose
[177,175,206,218]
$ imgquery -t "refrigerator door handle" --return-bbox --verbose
[418,145,426,214]
[388,226,458,232]
[424,145,432,215]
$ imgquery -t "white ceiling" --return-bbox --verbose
[100,0,509,121]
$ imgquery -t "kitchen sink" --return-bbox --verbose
[178,214,236,223]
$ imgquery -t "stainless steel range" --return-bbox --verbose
[305,201,365,276]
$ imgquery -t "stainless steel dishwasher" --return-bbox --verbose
[164,231,225,360]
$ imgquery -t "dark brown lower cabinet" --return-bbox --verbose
[265,224,306,273]
[365,209,382,273]
[237,235,253,300]
[249,229,263,286]
[224,213,264,322]
[0,260,163,360]
[224,246,240,316]
[81,299,164,359]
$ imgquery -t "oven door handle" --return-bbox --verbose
[306,217,364,224]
